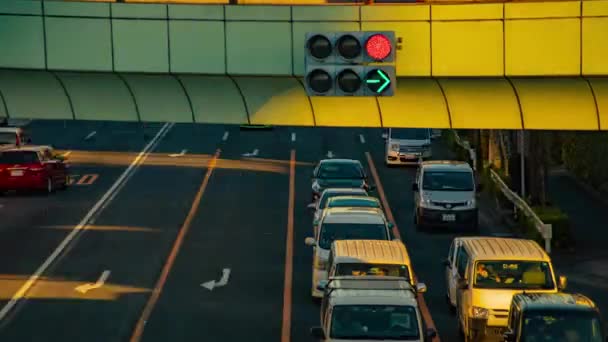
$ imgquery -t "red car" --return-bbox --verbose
[0,145,69,193]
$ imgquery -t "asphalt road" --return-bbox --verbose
[0,121,605,341]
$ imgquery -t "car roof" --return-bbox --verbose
[327,196,380,207]
[323,207,385,224]
[513,293,598,311]
[328,278,418,306]
[421,160,472,171]
[321,188,368,196]
[332,240,411,265]
[461,237,550,261]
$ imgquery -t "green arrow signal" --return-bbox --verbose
[365,69,391,93]
[376,69,390,92]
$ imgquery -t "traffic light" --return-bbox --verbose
[304,31,396,96]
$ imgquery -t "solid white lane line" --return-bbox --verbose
[0,122,174,321]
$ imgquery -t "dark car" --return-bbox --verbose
[311,159,374,201]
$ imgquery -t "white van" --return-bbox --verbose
[310,277,437,342]
[385,128,432,166]
[413,160,479,231]
[304,207,397,298]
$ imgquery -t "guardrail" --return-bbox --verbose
[451,130,552,253]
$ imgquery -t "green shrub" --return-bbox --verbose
[516,205,572,250]
[561,132,608,188]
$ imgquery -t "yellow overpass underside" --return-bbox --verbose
[1,70,606,130]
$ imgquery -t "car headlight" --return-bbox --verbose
[312,181,321,192]
[420,197,432,207]
[390,143,399,151]
[466,198,476,206]
[471,306,489,319]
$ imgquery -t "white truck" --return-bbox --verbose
[385,128,432,166]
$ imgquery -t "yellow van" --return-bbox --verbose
[319,240,426,294]
[446,237,567,341]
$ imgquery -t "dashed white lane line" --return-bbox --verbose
[359,134,366,144]
[0,122,174,321]
[291,133,296,142]
[222,131,229,141]
[84,131,97,140]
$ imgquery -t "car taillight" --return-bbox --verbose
[29,166,44,172]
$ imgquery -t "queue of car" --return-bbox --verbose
[306,157,438,341]
[0,125,70,194]
[305,153,606,342]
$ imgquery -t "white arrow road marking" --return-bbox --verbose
[201,268,231,291]
[242,149,259,157]
[222,131,229,141]
[75,270,111,294]
[291,133,296,142]
[327,151,334,158]
[84,131,97,140]
[169,149,187,157]
[359,134,366,144]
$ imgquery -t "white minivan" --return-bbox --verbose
[413,160,479,231]
[385,128,432,166]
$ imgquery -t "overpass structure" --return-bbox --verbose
[0,0,607,129]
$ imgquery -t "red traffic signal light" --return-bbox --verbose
[365,34,392,61]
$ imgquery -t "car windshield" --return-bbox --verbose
[335,263,409,281]
[473,260,555,290]
[0,132,16,144]
[330,305,421,340]
[317,162,363,179]
[0,151,39,164]
[521,310,603,342]
[320,193,367,209]
[390,128,429,140]
[422,171,474,191]
[318,223,388,250]
[328,198,380,209]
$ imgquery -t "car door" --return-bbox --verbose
[414,168,422,208]
[455,247,471,325]
[445,240,457,305]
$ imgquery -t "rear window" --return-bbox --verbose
[328,199,380,209]
[0,132,16,144]
[0,151,39,164]
[336,263,409,281]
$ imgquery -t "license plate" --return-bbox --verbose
[10,170,23,176]
[442,214,456,221]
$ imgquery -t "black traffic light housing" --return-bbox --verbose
[304,31,397,97]
[304,64,396,97]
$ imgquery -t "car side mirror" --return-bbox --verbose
[316,280,328,292]
[416,282,427,293]
[412,183,419,192]
[558,275,568,290]
[388,222,394,229]
[425,328,437,341]
[443,259,450,267]
[457,278,469,289]
[305,237,316,247]
[310,327,325,339]
[307,203,316,211]
[503,329,516,342]
[367,184,376,191]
